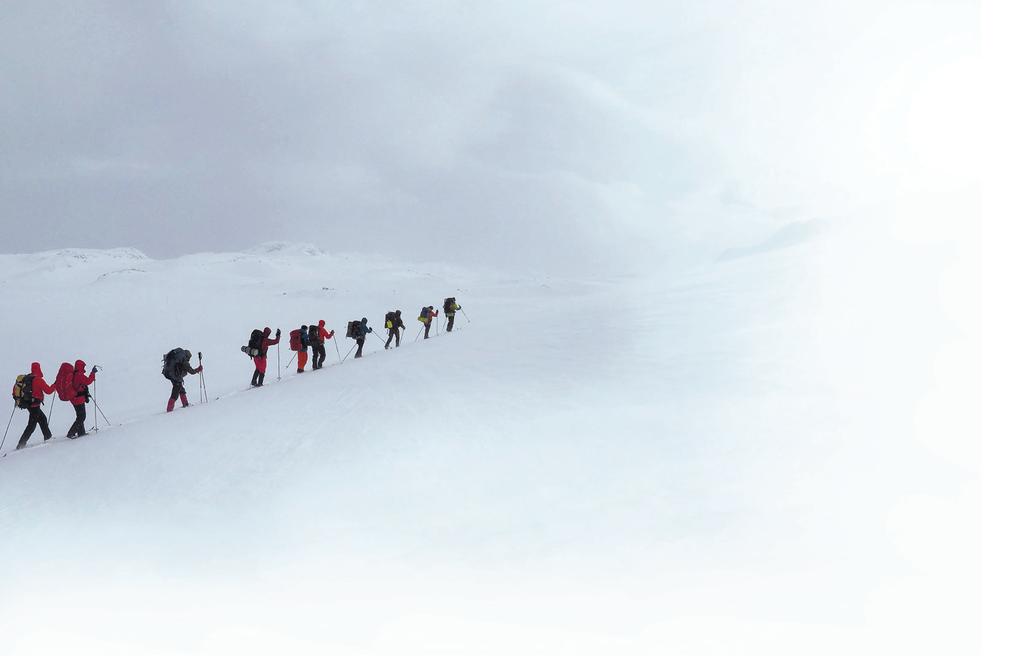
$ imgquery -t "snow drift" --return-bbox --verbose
[0,234,979,656]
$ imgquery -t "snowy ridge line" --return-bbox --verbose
[0,316,470,458]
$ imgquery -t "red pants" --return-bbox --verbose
[297,351,308,372]
[253,356,267,374]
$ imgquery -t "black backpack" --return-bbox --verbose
[444,297,456,314]
[385,311,394,328]
[346,321,361,338]
[243,329,263,357]
[12,374,35,409]
[308,324,321,346]
[162,348,188,380]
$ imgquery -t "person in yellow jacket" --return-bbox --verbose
[443,297,461,332]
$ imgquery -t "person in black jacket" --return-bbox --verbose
[385,310,405,349]
[165,350,201,412]
[354,317,372,358]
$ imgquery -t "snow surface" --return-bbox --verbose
[0,236,979,655]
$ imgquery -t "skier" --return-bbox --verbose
[16,362,55,449]
[354,317,373,358]
[297,325,310,373]
[384,310,405,349]
[443,297,462,332]
[164,348,201,412]
[67,360,97,438]
[418,305,438,339]
[250,327,280,386]
[312,319,334,369]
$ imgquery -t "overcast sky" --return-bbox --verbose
[0,1,978,273]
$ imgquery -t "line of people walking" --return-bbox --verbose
[5,298,465,453]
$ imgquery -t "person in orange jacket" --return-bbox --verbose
[67,360,97,439]
[16,362,55,449]
[312,319,334,370]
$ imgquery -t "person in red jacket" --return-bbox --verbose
[250,327,281,387]
[312,319,334,370]
[16,362,55,449]
[67,360,97,439]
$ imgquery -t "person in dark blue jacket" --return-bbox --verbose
[354,317,372,358]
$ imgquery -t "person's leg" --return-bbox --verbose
[355,337,364,358]
[385,330,393,349]
[424,321,430,339]
[447,315,455,332]
[319,346,326,368]
[168,381,180,411]
[179,386,189,407]
[68,406,79,438]
[77,404,88,435]
[396,329,401,347]
[38,408,52,441]
[17,409,39,448]
[298,351,307,372]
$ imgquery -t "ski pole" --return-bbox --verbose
[460,308,471,324]
[340,342,357,365]
[47,398,54,422]
[198,352,208,403]
[91,374,98,431]
[415,326,423,342]
[277,343,281,381]
[92,397,112,426]
[0,404,15,454]
[334,336,342,363]
[372,330,386,344]
[286,352,297,369]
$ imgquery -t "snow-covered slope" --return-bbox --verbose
[0,237,979,655]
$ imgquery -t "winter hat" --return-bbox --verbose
[361,317,367,323]
[263,327,272,335]
[319,319,326,327]
[31,362,42,376]
[75,360,86,371]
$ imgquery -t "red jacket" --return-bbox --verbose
[29,362,55,408]
[260,327,280,356]
[318,320,333,340]
[70,360,96,406]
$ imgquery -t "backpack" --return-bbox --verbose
[444,297,456,314]
[308,325,321,346]
[385,312,394,329]
[346,321,361,338]
[289,329,303,351]
[12,374,35,409]
[242,329,263,357]
[54,362,75,401]
[418,306,430,323]
[162,348,188,380]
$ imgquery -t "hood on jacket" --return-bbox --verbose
[31,362,42,377]
[263,327,272,336]
[319,319,326,327]
[75,360,86,372]
[361,317,367,323]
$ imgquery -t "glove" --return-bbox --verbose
[90,366,97,374]
[331,329,335,336]
[276,329,281,337]
[368,327,373,333]
[197,365,203,373]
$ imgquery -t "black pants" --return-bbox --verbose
[446,314,455,332]
[18,407,52,448]
[171,380,187,400]
[424,321,432,338]
[385,328,400,348]
[313,345,326,369]
[68,403,87,438]
[355,337,365,358]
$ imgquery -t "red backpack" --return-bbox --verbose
[289,329,303,351]
[54,362,75,401]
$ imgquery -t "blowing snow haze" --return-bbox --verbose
[0,1,977,273]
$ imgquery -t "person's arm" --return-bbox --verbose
[267,330,281,346]
[40,378,56,395]
[323,326,334,340]
[81,370,96,386]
